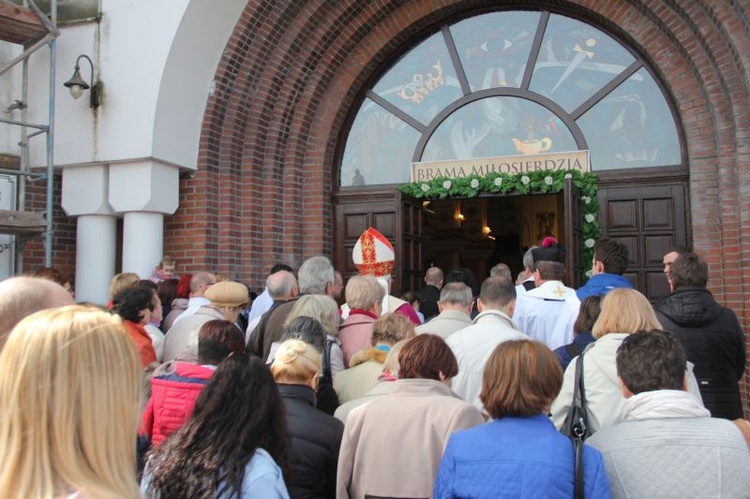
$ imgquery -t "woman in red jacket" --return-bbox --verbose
[141,320,245,447]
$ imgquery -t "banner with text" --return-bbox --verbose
[411,150,590,182]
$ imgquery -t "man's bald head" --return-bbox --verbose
[0,276,75,349]
[267,270,298,301]
[425,266,444,288]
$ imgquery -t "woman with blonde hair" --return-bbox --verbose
[0,305,142,498]
[108,271,140,306]
[274,295,344,374]
[271,339,343,499]
[274,294,344,415]
[550,288,704,435]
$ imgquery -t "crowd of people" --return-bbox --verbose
[0,231,747,498]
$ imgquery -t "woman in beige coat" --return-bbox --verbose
[336,334,484,499]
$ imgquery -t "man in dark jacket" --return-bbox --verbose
[418,266,443,322]
[654,252,746,420]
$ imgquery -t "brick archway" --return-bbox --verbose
[168,0,748,362]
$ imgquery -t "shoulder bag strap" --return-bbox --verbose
[322,338,333,384]
[577,353,588,433]
[573,353,586,499]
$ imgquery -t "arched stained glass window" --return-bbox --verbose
[339,10,682,187]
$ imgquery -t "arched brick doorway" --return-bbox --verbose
[170,0,748,414]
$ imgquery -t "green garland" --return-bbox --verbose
[399,169,601,277]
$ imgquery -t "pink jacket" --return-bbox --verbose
[141,361,215,446]
[338,310,378,367]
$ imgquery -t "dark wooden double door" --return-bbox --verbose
[334,180,689,300]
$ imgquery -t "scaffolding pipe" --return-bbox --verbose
[0,32,56,77]
[19,56,28,212]
[17,50,29,274]
[0,117,48,129]
[0,168,41,177]
[45,0,57,267]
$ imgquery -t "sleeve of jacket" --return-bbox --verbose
[330,342,345,378]
[549,356,578,430]
[550,297,578,349]
[327,420,345,499]
[247,313,268,357]
[336,409,363,499]
[446,405,485,439]
[394,302,422,325]
[685,362,704,405]
[728,310,747,380]
[433,435,458,499]
[583,445,612,499]
[140,395,155,439]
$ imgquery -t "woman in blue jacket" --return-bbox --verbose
[434,339,611,499]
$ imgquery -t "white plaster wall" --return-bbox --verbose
[25,0,246,171]
[26,0,190,167]
[153,0,247,169]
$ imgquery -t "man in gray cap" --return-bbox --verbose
[162,280,249,362]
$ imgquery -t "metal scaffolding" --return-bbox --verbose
[0,0,57,271]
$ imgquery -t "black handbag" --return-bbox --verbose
[561,353,588,499]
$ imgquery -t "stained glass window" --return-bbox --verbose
[339,10,682,186]
[422,97,577,161]
[450,11,541,91]
[577,68,681,170]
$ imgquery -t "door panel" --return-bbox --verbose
[399,192,423,295]
[334,189,423,296]
[598,182,688,300]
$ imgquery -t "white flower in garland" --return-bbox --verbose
[564,173,573,179]
[521,175,530,185]
[544,176,553,185]
[585,213,596,223]
[582,196,591,204]
[585,270,592,278]
[585,238,595,248]
[443,180,452,190]
[470,179,480,189]
[494,177,503,187]
[420,183,430,193]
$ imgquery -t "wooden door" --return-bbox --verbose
[563,178,584,289]
[334,189,423,296]
[597,182,689,300]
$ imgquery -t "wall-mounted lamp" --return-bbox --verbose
[63,54,101,108]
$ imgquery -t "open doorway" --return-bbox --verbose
[422,194,567,286]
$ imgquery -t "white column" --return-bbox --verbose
[75,215,116,305]
[122,211,164,279]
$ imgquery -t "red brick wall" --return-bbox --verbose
[22,173,76,281]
